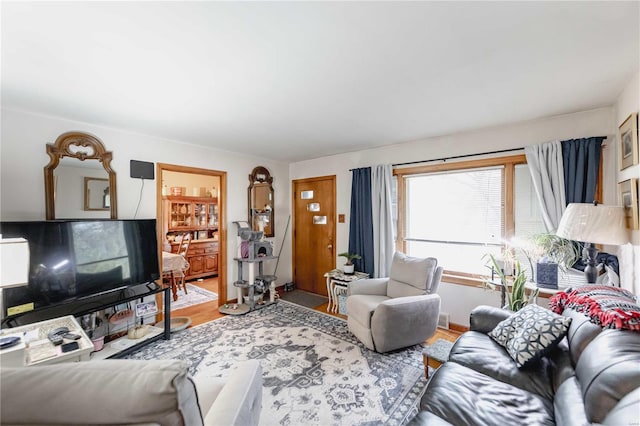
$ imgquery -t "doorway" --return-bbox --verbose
[292,175,336,296]
[156,163,227,310]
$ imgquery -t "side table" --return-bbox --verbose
[422,339,454,378]
[0,315,93,367]
[324,269,369,314]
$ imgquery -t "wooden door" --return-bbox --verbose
[293,176,336,295]
[157,163,227,304]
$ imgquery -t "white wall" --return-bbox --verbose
[0,108,293,300]
[290,107,620,326]
[613,71,640,295]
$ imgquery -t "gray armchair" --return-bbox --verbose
[346,252,443,353]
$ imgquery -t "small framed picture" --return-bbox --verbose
[619,113,638,170]
[135,301,158,317]
[618,178,639,230]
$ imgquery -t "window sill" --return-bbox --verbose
[441,271,555,299]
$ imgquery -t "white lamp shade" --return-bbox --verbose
[0,238,30,288]
[556,203,629,245]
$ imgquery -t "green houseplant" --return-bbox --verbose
[514,232,580,284]
[484,254,538,312]
[338,252,361,274]
[528,233,580,270]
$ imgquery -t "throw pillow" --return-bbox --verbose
[550,285,640,331]
[489,304,572,368]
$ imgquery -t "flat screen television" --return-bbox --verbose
[0,219,160,317]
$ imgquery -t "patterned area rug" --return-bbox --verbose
[128,301,427,425]
[170,283,218,311]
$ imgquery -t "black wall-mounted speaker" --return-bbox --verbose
[130,160,155,180]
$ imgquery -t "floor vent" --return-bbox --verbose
[438,312,450,329]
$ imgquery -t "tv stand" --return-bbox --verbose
[1,282,171,359]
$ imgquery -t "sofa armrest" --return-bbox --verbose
[202,360,263,426]
[371,294,441,352]
[348,278,388,296]
[469,305,512,333]
[1,359,204,426]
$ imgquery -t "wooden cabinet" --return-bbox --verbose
[163,196,219,281]
[163,196,219,236]
[205,254,218,272]
[170,240,219,280]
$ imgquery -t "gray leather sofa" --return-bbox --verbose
[410,305,640,425]
[1,359,262,426]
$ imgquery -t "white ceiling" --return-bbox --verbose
[2,1,638,163]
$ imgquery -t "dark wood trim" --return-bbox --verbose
[504,163,515,240]
[394,154,526,277]
[156,163,227,307]
[393,154,527,176]
[449,323,469,333]
[442,274,554,299]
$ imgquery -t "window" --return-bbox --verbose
[405,167,503,274]
[395,155,544,280]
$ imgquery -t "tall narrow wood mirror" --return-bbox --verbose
[44,131,117,220]
[248,166,274,237]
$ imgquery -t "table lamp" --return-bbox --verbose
[555,202,629,283]
[0,237,30,319]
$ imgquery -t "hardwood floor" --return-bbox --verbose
[159,277,225,324]
[164,282,461,345]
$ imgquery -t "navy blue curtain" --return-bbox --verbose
[561,137,605,204]
[348,168,374,275]
[561,137,607,271]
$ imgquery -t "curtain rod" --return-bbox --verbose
[348,136,607,170]
[349,147,523,170]
[391,147,524,167]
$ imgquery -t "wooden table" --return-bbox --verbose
[422,339,454,378]
[163,251,189,301]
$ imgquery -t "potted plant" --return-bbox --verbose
[528,233,580,269]
[515,233,580,286]
[338,252,361,275]
[484,254,538,312]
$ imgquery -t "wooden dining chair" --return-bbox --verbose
[175,233,191,294]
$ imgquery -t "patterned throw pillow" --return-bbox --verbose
[489,304,572,368]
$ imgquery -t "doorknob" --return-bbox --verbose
[327,243,333,250]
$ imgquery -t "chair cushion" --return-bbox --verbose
[449,331,555,400]
[489,304,572,368]
[421,362,554,426]
[387,252,438,298]
[346,294,389,329]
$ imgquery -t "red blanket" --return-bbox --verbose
[550,286,640,331]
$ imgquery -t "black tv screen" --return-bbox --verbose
[0,219,160,316]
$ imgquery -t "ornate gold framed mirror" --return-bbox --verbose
[248,166,274,237]
[44,131,117,220]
